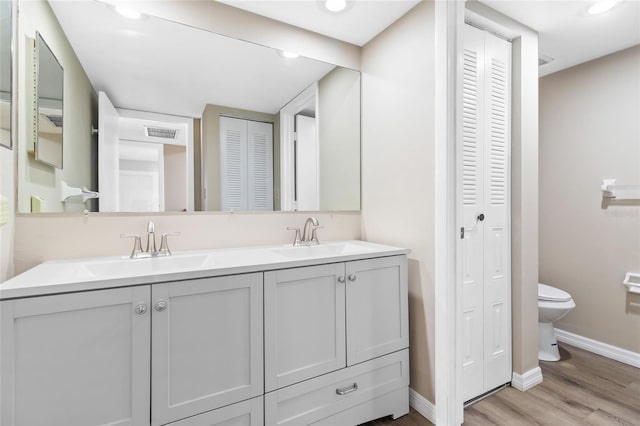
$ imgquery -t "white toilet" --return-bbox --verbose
[538,283,576,361]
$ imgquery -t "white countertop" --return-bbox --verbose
[0,240,410,300]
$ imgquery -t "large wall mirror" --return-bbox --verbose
[0,0,12,150]
[17,0,361,214]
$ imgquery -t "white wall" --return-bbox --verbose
[361,0,437,402]
[540,45,640,353]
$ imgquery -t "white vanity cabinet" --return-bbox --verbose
[264,255,409,425]
[0,240,410,426]
[0,286,152,426]
[0,274,263,426]
[151,273,263,426]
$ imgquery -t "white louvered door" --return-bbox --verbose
[461,24,512,402]
[247,121,274,211]
[220,117,273,211]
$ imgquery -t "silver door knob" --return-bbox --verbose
[337,276,346,283]
[154,300,168,312]
[135,304,148,315]
[348,274,356,282]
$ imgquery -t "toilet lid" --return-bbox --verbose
[538,283,572,302]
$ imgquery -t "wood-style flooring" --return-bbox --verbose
[360,343,640,426]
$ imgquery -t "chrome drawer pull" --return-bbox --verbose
[336,382,358,395]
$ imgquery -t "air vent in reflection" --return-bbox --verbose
[144,126,178,139]
[45,115,63,128]
[538,54,554,67]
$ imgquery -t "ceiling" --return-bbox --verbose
[49,0,336,117]
[48,0,639,119]
[220,0,640,77]
[481,0,640,76]
[216,0,421,47]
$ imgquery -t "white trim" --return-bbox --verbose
[434,0,464,424]
[409,388,436,424]
[511,367,543,391]
[279,83,317,211]
[555,329,640,369]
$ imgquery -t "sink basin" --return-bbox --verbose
[272,241,379,259]
[82,253,213,278]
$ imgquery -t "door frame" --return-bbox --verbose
[279,83,317,211]
[435,2,539,424]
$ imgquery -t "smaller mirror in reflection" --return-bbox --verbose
[0,0,12,150]
[36,32,63,168]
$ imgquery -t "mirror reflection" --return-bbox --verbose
[17,0,361,213]
[35,32,63,168]
[0,0,11,150]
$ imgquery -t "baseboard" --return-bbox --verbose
[555,328,640,368]
[511,366,543,391]
[409,388,436,424]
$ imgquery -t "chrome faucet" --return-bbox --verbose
[287,217,321,246]
[301,216,321,245]
[145,220,157,253]
[121,221,180,258]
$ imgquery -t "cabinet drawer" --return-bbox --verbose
[265,349,409,426]
[167,396,263,426]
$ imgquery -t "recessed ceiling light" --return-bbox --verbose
[114,5,143,20]
[587,0,621,15]
[325,0,347,13]
[279,50,300,59]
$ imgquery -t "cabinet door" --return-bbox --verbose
[346,256,409,365]
[0,286,151,426]
[152,273,263,426]
[265,263,346,392]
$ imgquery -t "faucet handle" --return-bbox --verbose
[121,234,143,258]
[159,232,180,256]
[287,227,302,246]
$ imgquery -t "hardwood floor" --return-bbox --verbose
[361,343,640,426]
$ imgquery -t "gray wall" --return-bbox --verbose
[540,45,640,353]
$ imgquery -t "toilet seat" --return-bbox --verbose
[538,283,572,302]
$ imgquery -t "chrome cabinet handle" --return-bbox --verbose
[154,300,168,312]
[135,303,148,315]
[348,274,356,282]
[337,276,346,284]
[336,382,358,395]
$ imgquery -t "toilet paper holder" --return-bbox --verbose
[623,273,640,294]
